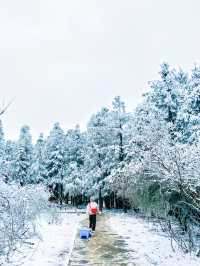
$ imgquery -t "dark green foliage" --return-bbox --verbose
[148,182,161,203]
[166,189,181,205]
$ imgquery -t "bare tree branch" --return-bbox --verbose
[0,99,13,116]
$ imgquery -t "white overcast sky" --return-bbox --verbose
[0,0,200,141]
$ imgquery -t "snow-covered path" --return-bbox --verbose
[2,211,200,266]
[68,214,134,265]
[108,213,200,266]
[69,213,200,265]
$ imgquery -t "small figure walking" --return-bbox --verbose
[86,197,99,233]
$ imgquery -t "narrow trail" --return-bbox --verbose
[68,214,137,266]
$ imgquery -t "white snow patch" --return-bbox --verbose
[1,212,84,266]
[108,213,200,266]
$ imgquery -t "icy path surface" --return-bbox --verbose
[69,212,200,265]
[108,213,200,266]
[68,214,135,265]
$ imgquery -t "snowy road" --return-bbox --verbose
[68,214,135,265]
[69,213,200,265]
[1,211,200,266]
[108,213,200,266]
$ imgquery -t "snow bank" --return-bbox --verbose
[1,212,84,266]
[108,213,200,266]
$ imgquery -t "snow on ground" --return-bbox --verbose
[108,213,200,266]
[2,210,200,266]
[1,212,84,266]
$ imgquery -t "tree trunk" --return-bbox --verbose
[119,123,124,162]
[60,183,63,205]
[114,191,117,208]
[65,193,68,204]
[99,187,103,211]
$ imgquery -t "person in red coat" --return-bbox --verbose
[86,197,99,232]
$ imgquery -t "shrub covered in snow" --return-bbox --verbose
[0,181,50,258]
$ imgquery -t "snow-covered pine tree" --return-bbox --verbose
[148,63,182,127]
[43,123,66,204]
[64,125,86,205]
[0,120,6,182]
[13,125,33,185]
[110,96,129,163]
[104,96,130,209]
[85,107,112,205]
[186,66,200,143]
[85,98,130,210]
[174,65,200,143]
[30,133,46,184]
[3,140,17,183]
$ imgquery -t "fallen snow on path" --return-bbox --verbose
[108,213,200,266]
[2,212,84,266]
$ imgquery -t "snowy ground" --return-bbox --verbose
[108,213,200,266]
[1,210,200,266]
[1,212,84,266]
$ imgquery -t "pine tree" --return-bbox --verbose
[30,133,46,183]
[187,66,200,143]
[43,123,66,203]
[13,125,33,185]
[110,96,129,163]
[176,66,200,143]
[64,125,85,204]
[0,120,6,181]
[3,140,17,183]
[149,63,181,125]
[85,107,111,199]
[85,100,130,209]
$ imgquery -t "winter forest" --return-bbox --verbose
[1,63,200,265]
